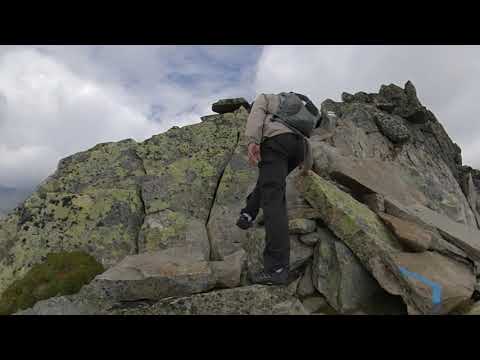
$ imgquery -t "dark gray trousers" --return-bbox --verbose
[241,133,305,272]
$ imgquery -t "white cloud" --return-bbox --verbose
[0,45,261,189]
[254,45,480,168]
[0,48,161,188]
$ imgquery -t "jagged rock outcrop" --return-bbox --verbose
[311,83,476,228]
[459,166,480,228]
[297,171,475,314]
[5,82,480,315]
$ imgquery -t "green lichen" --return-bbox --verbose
[299,172,400,253]
[0,251,104,315]
[141,211,188,252]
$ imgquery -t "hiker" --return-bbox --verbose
[236,92,321,285]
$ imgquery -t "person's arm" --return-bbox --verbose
[245,94,268,145]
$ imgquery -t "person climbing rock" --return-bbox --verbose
[236,92,320,285]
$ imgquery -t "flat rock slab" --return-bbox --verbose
[212,98,250,114]
[326,153,426,206]
[378,212,432,252]
[15,296,98,315]
[407,204,480,262]
[297,171,474,314]
[110,285,307,315]
[89,247,246,302]
[391,251,475,314]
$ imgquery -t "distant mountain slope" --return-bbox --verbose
[0,185,33,216]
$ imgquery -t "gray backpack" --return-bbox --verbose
[271,92,320,138]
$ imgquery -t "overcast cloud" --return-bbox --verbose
[0,45,478,190]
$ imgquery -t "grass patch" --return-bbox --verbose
[0,251,104,315]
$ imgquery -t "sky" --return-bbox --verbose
[0,45,479,190]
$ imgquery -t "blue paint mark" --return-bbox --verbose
[399,267,442,306]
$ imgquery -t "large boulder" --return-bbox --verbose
[16,248,247,315]
[297,171,475,314]
[391,251,475,314]
[0,140,146,296]
[377,213,433,252]
[0,108,248,298]
[212,98,251,114]
[83,247,246,303]
[136,109,246,257]
[312,225,405,314]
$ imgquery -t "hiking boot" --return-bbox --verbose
[236,212,253,230]
[250,267,289,286]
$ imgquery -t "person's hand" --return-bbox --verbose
[247,143,261,166]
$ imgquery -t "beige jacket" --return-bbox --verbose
[245,93,313,174]
[245,93,293,145]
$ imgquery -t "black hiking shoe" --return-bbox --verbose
[236,213,253,230]
[250,267,289,286]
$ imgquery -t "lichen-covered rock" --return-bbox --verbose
[109,285,304,315]
[299,227,337,247]
[206,107,258,260]
[374,113,410,144]
[136,110,245,256]
[377,81,431,124]
[0,109,247,298]
[0,139,145,296]
[288,218,316,234]
[15,295,99,315]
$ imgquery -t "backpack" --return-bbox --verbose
[271,92,320,138]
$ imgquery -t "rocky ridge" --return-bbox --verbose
[2,81,480,315]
